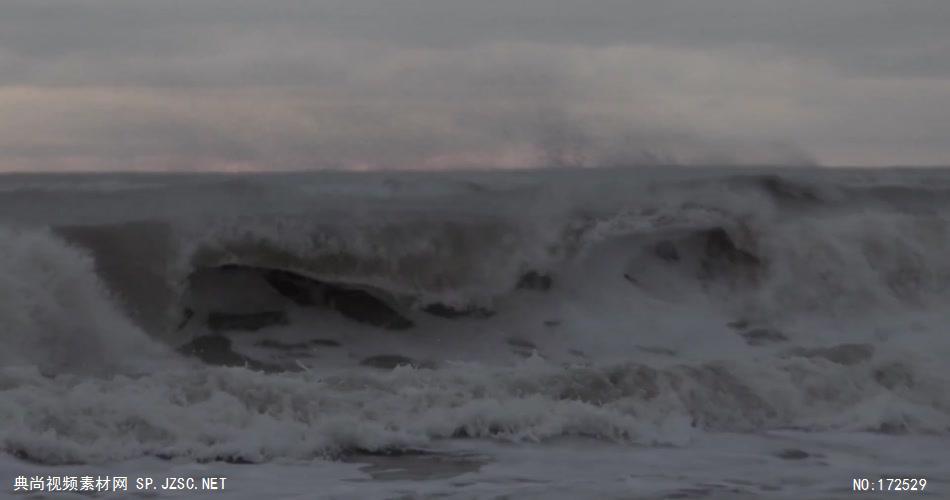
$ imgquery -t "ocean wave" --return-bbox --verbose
[2,168,950,463]
[3,352,946,464]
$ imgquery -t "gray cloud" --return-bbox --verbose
[0,0,948,170]
[4,0,949,78]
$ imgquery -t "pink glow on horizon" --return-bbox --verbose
[0,147,550,173]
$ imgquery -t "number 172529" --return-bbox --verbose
[852,478,927,492]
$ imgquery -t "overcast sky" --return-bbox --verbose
[1,0,948,171]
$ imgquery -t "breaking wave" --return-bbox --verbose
[2,167,950,463]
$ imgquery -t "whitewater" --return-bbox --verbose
[1,166,949,499]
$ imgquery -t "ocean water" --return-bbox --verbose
[1,167,949,498]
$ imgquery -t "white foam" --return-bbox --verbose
[0,228,171,375]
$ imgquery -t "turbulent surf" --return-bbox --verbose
[2,167,950,466]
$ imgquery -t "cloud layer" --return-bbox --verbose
[1,0,949,170]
